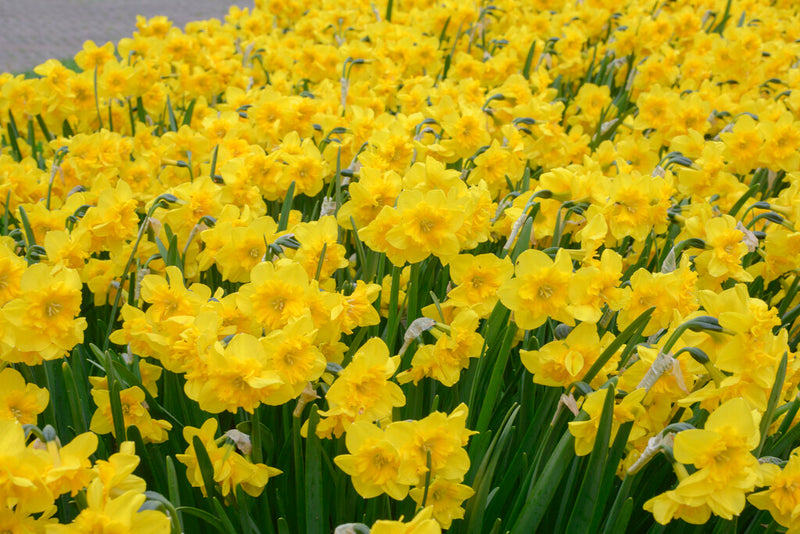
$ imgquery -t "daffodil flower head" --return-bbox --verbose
[316,337,405,439]
[334,420,416,500]
[370,505,441,534]
[0,367,49,424]
[177,418,280,499]
[649,398,762,521]
[498,248,575,330]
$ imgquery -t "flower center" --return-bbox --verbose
[419,219,434,233]
[46,301,62,317]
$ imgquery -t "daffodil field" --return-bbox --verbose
[3,0,800,531]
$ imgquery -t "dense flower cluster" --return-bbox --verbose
[1,0,800,531]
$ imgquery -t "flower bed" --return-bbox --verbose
[1,0,800,532]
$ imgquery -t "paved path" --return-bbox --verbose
[0,0,255,73]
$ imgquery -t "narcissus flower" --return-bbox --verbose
[370,506,441,534]
[568,249,629,323]
[46,477,170,534]
[0,240,26,305]
[334,421,418,500]
[177,418,281,498]
[396,311,484,387]
[316,337,405,438]
[616,262,698,336]
[291,215,349,281]
[90,385,172,443]
[646,398,762,523]
[184,332,290,413]
[237,259,312,331]
[209,215,279,283]
[399,403,475,483]
[0,367,49,424]
[2,263,86,362]
[694,215,753,282]
[338,168,402,230]
[261,315,327,389]
[330,280,381,335]
[139,265,208,322]
[0,420,53,514]
[383,188,465,265]
[749,449,800,531]
[92,441,147,500]
[43,431,98,497]
[569,388,646,456]
[445,254,514,317]
[498,248,575,330]
[409,478,474,529]
[644,488,712,526]
[521,322,617,388]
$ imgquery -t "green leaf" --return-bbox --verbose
[604,496,634,534]
[182,99,197,126]
[305,405,324,534]
[349,217,370,280]
[776,395,800,438]
[165,457,184,532]
[475,323,518,436]
[1,191,10,235]
[193,435,217,500]
[278,181,296,232]
[166,95,178,132]
[108,378,128,443]
[39,361,62,436]
[166,231,183,270]
[176,506,227,532]
[509,215,534,261]
[405,261,422,334]
[154,235,170,265]
[6,112,23,161]
[565,386,616,533]
[314,242,327,281]
[468,304,510,428]
[110,359,183,429]
[728,182,761,217]
[710,0,733,33]
[511,425,578,532]
[237,419,275,463]
[382,264,403,353]
[466,404,520,534]
[61,361,89,434]
[600,476,633,534]
[757,352,787,456]
[144,491,182,534]
[522,40,537,80]
[62,119,75,137]
[17,205,37,248]
[292,415,307,533]
[234,486,256,534]
[35,114,53,141]
[249,407,264,464]
[591,421,633,531]
[210,144,220,180]
[136,96,147,123]
[580,307,654,387]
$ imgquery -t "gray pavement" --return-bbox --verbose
[0,0,255,73]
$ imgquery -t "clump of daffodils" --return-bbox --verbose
[1,0,800,531]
